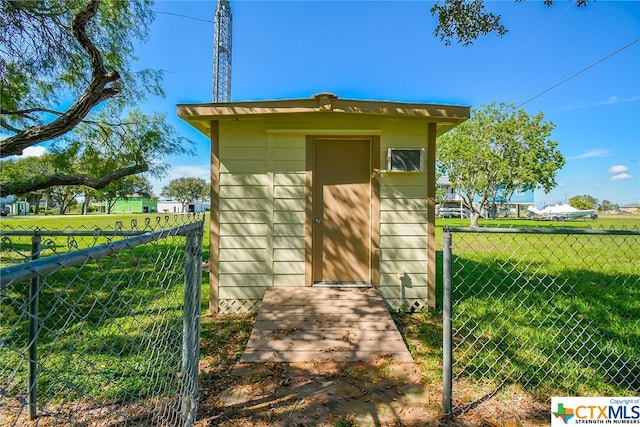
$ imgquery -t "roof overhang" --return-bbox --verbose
[177,97,470,138]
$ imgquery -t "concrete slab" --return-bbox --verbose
[239,287,413,363]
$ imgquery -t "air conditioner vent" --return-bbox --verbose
[386,148,424,172]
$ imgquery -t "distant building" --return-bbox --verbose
[497,187,535,218]
[620,203,640,214]
[112,195,158,214]
[437,176,463,202]
[157,200,209,214]
[0,195,29,216]
[436,177,534,218]
[157,200,181,213]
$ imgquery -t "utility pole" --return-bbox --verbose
[213,0,232,102]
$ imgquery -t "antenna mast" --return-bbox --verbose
[213,0,232,102]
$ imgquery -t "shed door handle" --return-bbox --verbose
[314,218,321,224]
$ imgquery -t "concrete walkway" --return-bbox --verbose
[240,287,413,363]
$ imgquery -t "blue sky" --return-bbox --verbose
[132,0,639,206]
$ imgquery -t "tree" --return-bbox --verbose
[0,153,58,213]
[431,0,589,46]
[569,195,598,210]
[161,178,209,213]
[0,0,191,195]
[437,101,565,227]
[49,185,82,214]
[81,188,96,215]
[598,200,619,213]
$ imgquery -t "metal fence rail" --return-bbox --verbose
[0,215,204,426]
[442,226,640,417]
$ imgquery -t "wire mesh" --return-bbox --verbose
[0,215,204,426]
[443,226,640,416]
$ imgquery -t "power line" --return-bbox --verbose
[153,9,212,23]
[505,2,573,65]
[485,2,572,89]
[516,37,640,109]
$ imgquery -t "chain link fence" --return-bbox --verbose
[1,215,205,426]
[442,226,640,416]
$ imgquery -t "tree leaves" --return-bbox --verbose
[430,0,590,46]
[160,178,209,213]
[569,194,598,210]
[0,0,179,187]
[0,107,193,196]
[431,0,507,46]
[437,101,566,225]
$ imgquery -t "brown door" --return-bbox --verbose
[312,138,371,284]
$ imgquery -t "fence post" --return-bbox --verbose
[181,227,203,425]
[442,227,453,416]
[28,233,41,421]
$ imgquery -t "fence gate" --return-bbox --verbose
[1,216,204,426]
[442,226,640,417]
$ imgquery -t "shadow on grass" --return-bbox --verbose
[416,231,639,423]
[1,240,193,405]
[446,233,639,408]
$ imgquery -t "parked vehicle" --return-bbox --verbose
[527,203,598,221]
[438,204,471,218]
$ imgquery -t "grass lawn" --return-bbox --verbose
[1,213,205,419]
[435,214,640,233]
[0,213,209,264]
[0,212,178,229]
[2,212,638,424]
[434,214,640,407]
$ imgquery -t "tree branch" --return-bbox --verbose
[1,107,65,117]
[0,163,149,196]
[0,0,122,158]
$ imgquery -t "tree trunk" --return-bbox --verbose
[0,0,122,158]
[63,198,75,214]
[82,193,92,215]
[30,193,43,215]
[470,212,480,229]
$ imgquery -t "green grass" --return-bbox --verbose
[435,214,640,234]
[1,213,176,230]
[432,215,640,401]
[1,213,210,264]
[1,214,204,404]
[2,212,638,407]
[2,245,187,402]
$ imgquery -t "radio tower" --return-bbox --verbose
[213,0,232,102]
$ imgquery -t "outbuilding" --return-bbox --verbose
[111,194,158,214]
[157,199,209,214]
[178,95,469,314]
